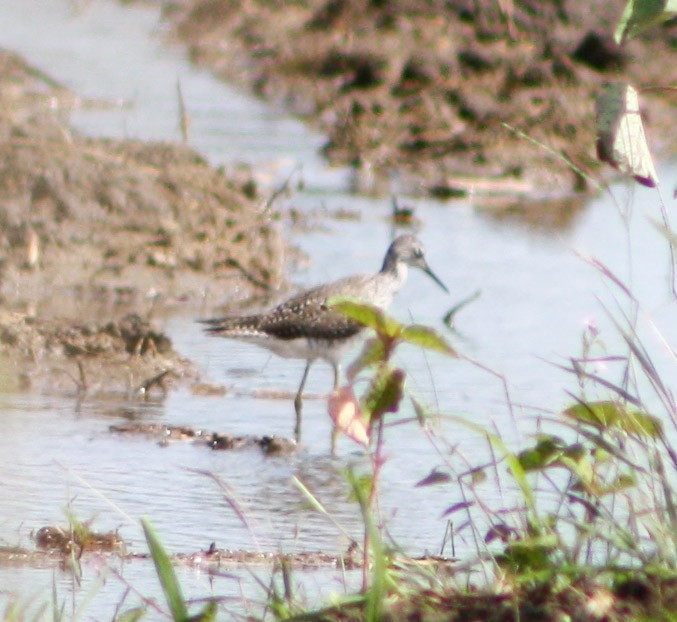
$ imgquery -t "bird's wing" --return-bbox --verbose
[258,273,382,341]
[259,287,362,340]
[200,275,375,340]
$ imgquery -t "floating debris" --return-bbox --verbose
[35,525,124,555]
[109,423,298,455]
[191,382,228,396]
[390,197,420,227]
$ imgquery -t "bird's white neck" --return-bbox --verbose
[391,260,408,291]
[369,259,408,308]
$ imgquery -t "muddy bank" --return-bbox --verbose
[162,0,676,196]
[0,310,197,393]
[0,49,288,393]
[0,49,287,312]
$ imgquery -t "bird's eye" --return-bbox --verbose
[413,248,423,258]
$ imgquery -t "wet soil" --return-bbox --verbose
[161,0,677,196]
[0,49,288,393]
[5,529,460,571]
[0,310,197,393]
[372,575,677,622]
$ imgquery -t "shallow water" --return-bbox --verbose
[1,0,676,619]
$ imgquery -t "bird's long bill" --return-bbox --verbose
[422,263,449,293]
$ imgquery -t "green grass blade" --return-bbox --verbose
[142,518,189,622]
[345,468,386,622]
[447,415,539,522]
[292,476,355,543]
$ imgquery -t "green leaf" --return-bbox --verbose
[620,409,663,437]
[563,400,662,438]
[562,443,586,462]
[400,324,457,356]
[470,468,488,485]
[518,437,597,491]
[362,367,405,421]
[194,601,218,621]
[564,400,624,427]
[330,298,402,338]
[115,608,146,622]
[517,436,564,472]
[142,519,189,622]
[560,453,595,492]
[410,395,432,427]
[597,472,637,497]
[615,0,677,43]
[347,337,386,381]
[499,533,559,574]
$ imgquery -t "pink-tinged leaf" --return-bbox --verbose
[328,386,370,446]
[415,468,452,488]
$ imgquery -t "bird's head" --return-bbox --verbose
[383,235,448,293]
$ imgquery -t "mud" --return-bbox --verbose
[0,540,360,570]
[0,310,195,393]
[2,534,459,571]
[0,49,288,393]
[161,0,677,196]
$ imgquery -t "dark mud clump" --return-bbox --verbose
[164,0,676,196]
[0,311,195,394]
[0,49,289,393]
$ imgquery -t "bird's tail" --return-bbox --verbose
[197,315,262,335]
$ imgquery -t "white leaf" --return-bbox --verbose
[596,83,658,188]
